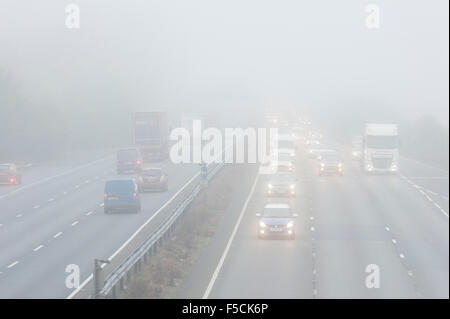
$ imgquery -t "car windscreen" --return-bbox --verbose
[366,135,398,149]
[142,169,162,177]
[321,154,339,162]
[277,154,291,161]
[263,207,291,218]
[0,165,11,171]
[277,141,294,149]
[117,150,138,161]
[105,180,135,194]
[271,174,295,183]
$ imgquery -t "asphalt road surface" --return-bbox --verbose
[182,147,449,299]
[0,151,199,298]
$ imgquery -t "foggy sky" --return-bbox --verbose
[0,0,448,126]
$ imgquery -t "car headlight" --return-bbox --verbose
[259,221,266,228]
[267,184,273,189]
[287,221,294,228]
[290,184,295,189]
[320,163,325,167]
[338,163,343,168]
[290,152,295,157]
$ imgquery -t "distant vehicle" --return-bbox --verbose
[256,203,298,239]
[275,134,296,160]
[104,179,141,214]
[362,124,399,173]
[265,172,297,197]
[0,164,22,185]
[134,111,168,161]
[258,155,277,175]
[308,148,333,160]
[318,152,343,176]
[351,135,363,160]
[137,168,168,192]
[116,148,143,174]
[273,156,295,172]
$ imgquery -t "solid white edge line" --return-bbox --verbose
[7,261,19,268]
[202,172,259,299]
[67,169,202,299]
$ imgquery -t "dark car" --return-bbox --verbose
[0,164,22,185]
[116,148,143,174]
[137,168,168,192]
[104,179,141,214]
[256,203,298,239]
[318,152,343,176]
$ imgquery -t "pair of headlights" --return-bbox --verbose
[259,221,294,228]
[267,184,295,189]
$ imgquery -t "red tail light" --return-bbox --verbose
[9,177,15,183]
[138,176,143,183]
[136,160,141,165]
[133,193,137,200]
[104,193,108,198]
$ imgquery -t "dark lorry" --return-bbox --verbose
[134,111,169,162]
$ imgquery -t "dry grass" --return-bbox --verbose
[120,164,243,299]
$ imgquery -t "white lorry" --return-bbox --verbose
[362,124,399,173]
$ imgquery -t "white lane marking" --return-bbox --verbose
[48,198,55,202]
[67,274,93,299]
[33,245,44,252]
[71,221,79,226]
[85,180,90,184]
[427,190,438,196]
[392,239,397,244]
[399,253,405,259]
[408,271,414,277]
[75,185,80,189]
[53,232,63,238]
[310,226,315,232]
[7,261,19,268]
[33,205,40,209]
[16,214,23,218]
[310,216,314,221]
[85,211,93,216]
[99,203,104,207]
[401,174,449,219]
[68,166,205,299]
[385,226,390,232]
[203,173,259,299]
[0,156,111,200]
[62,191,68,195]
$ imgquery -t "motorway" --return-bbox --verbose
[181,146,449,299]
[0,144,448,298]
[0,151,200,298]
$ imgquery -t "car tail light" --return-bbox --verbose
[133,193,137,200]
[104,193,108,198]
[138,176,143,183]
[9,177,15,183]
[136,160,141,166]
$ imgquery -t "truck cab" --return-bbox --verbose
[362,124,399,174]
